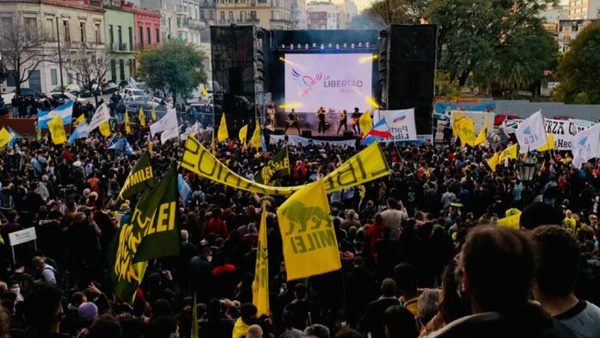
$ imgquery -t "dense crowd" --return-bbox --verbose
[1,113,600,338]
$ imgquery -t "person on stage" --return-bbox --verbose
[266,104,276,130]
[337,109,348,135]
[351,107,361,135]
[317,107,327,135]
[284,109,301,135]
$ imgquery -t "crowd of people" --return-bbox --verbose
[1,109,600,338]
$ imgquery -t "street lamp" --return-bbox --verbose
[519,156,538,183]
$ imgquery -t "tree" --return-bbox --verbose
[427,0,557,89]
[65,44,110,105]
[367,0,429,25]
[137,42,207,105]
[0,18,53,96]
[553,20,600,104]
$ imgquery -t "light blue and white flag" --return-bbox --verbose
[37,100,74,129]
[7,128,19,148]
[68,121,90,144]
[177,174,192,204]
[108,137,134,156]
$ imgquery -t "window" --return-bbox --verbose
[62,20,70,41]
[47,18,55,39]
[128,27,133,51]
[67,72,73,84]
[228,11,234,21]
[110,59,116,82]
[80,22,86,43]
[220,11,225,21]
[156,28,160,43]
[250,11,256,19]
[50,69,58,86]
[24,17,37,39]
[95,23,101,43]
[6,71,16,87]
[1,17,13,32]
[117,25,122,47]
[128,59,133,78]
[109,25,114,45]
[119,59,125,81]
[147,27,151,44]
[139,26,144,48]
[200,10,205,20]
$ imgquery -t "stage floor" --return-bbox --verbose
[269,125,361,138]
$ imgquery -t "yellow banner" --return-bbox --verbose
[73,114,85,127]
[139,107,146,128]
[486,152,500,172]
[48,116,67,144]
[239,124,248,144]
[277,180,341,281]
[124,110,131,134]
[0,127,13,148]
[252,200,270,316]
[181,136,390,196]
[359,110,373,136]
[537,133,555,152]
[497,211,521,230]
[499,144,518,162]
[250,121,261,150]
[452,113,476,147]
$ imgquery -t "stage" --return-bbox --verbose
[270,111,361,138]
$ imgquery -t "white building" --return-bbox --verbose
[291,0,307,29]
[569,0,600,19]
[307,1,340,30]
[558,19,595,52]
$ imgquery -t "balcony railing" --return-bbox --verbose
[109,43,130,52]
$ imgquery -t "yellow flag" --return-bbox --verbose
[151,106,157,121]
[454,116,476,147]
[537,134,555,152]
[497,210,521,230]
[99,120,111,137]
[252,200,270,316]
[124,110,131,134]
[239,124,248,144]
[359,111,373,136]
[250,121,261,150]
[139,107,146,128]
[217,113,229,142]
[48,116,67,145]
[474,127,487,146]
[486,152,500,172]
[201,85,208,97]
[277,181,341,281]
[73,114,85,127]
[0,127,13,148]
[499,144,518,162]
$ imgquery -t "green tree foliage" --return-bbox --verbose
[137,41,207,104]
[427,0,558,92]
[554,20,600,104]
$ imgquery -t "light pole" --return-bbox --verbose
[56,18,65,95]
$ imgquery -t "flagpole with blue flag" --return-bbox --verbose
[37,100,74,129]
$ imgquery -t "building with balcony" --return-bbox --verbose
[134,8,161,51]
[307,1,341,29]
[290,0,307,29]
[558,18,596,52]
[0,0,106,95]
[104,2,136,83]
[215,0,293,30]
[569,0,600,19]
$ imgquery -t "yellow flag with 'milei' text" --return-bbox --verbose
[99,120,111,137]
[276,180,341,281]
[359,110,373,136]
[239,124,248,144]
[252,200,270,316]
[124,110,131,134]
[139,107,146,128]
[217,113,229,142]
[48,115,67,145]
[499,144,518,162]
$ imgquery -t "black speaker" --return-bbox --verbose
[274,128,285,135]
[301,130,312,138]
[343,131,354,138]
[387,25,437,134]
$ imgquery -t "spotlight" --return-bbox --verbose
[290,44,294,50]
[320,44,324,49]
[328,43,332,48]
[281,44,285,49]
[305,43,308,49]
[312,43,317,48]
[335,43,339,49]
[358,42,362,47]
[366,42,370,48]
[351,43,355,48]
[343,43,347,48]
[297,44,301,49]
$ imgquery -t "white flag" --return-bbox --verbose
[160,127,180,144]
[516,110,547,153]
[150,108,178,137]
[180,122,200,140]
[571,124,600,168]
[88,103,111,131]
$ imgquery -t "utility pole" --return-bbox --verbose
[56,17,65,95]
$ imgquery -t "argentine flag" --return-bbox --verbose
[68,121,90,144]
[178,174,192,204]
[108,137,135,156]
[38,100,74,129]
[7,128,19,148]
